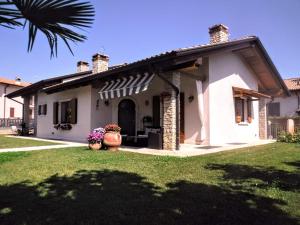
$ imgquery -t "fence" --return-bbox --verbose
[0,118,23,128]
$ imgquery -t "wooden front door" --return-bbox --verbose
[118,99,136,136]
[180,93,185,143]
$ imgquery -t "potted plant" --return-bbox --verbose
[247,116,252,123]
[87,130,104,151]
[236,114,242,123]
[103,124,122,151]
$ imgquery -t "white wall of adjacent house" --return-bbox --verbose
[208,52,260,145]
[0,84,24,119]
[36,85,92,142]
[272,93,299,117]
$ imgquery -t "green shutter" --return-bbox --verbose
[53,102,59,124]
[70,98,77,124]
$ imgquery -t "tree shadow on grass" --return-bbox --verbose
[0,169,298,225]
[206,162,300,192]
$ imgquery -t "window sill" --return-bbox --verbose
[237,122,249,126]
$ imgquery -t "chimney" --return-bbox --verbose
[77,61,89,73]
[209,24,229,44]
[92,53,109,74]
[15,76,21,85]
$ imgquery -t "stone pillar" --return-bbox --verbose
[162,72,180,150]
[259,98,267,139]
[23,95,31,134]
[287,119,295,134]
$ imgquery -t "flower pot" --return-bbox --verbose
[89,142,102,151]
[236,115,242,123]
[247,116,252,123]
[103,131,122,151]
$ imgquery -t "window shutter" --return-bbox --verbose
[53,102,59,124]
[38,105,42,115]
[268,102,280,117]
[43,104,47,115]
[70,98,77,124]
[152,96,160,127]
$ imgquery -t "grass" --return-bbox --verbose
[0,135,59,149]
[0,143,299,225]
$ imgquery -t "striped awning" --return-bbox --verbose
[99,73,155,100]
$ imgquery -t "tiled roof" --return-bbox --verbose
[284,78,300,91]
[0,77,31,87]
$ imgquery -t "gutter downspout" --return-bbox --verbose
[156,71,180,150]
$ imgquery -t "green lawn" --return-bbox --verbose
[0,135,59,149]
[0,143,299,225]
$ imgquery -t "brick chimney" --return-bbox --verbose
[77,61,89,73]
[209,24,229,44]
[92,53,109,74]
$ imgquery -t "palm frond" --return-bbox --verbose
[12,0,95,57]
[0,1,22,28]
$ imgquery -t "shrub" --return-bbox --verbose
[277,131,300,143]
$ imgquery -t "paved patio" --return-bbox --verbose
[0,136,275,157]
[119,140,275,157]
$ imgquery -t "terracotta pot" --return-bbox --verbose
[103,131,122,151]
[236,115,242,123]
[89,142,102,151]
[247,116,252,123]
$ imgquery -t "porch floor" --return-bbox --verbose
[119,140,275,157]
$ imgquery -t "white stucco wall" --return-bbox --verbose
[36,86,92,142]
[208,52,260,145]
[0,84,24,119]
[272,93,298,117]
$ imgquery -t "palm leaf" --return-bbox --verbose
[11,0,95,57]
[0,1,22,28]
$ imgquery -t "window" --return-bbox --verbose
[10,107,15,118]
[235,97,245,122]
[38,104,47,115]
[61,101,71,123]
[268,102,280,117]
[234,97,253,123]
[60,99,77,124]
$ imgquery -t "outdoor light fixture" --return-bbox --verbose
[188,95,194,103]
[104,100,109,106]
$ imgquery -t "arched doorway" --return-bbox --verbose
[118,99,136,136]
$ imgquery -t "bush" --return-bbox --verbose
[277,131,300,143]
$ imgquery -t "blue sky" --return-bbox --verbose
[1,0,299,82]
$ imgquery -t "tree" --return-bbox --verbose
[0,0,94,57]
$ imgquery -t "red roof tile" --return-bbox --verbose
[0,77,31,87]
[284,78,300,91]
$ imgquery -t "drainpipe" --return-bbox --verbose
[156,71,180,150]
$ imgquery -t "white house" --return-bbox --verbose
[7,24,289,150]
[267,77,300,137]
[0,77,32,128]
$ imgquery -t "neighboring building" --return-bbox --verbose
[267,77,300,137]
[268,78,300,118]
[7,24,289,149]
[0,77,32,127]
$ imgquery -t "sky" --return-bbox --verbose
[0,0,300,83]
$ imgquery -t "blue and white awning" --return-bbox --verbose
[99,73,155,100]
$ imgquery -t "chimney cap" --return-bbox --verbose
[92,53,109,61]
[77,61,89,66]
[209,24,229,34]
